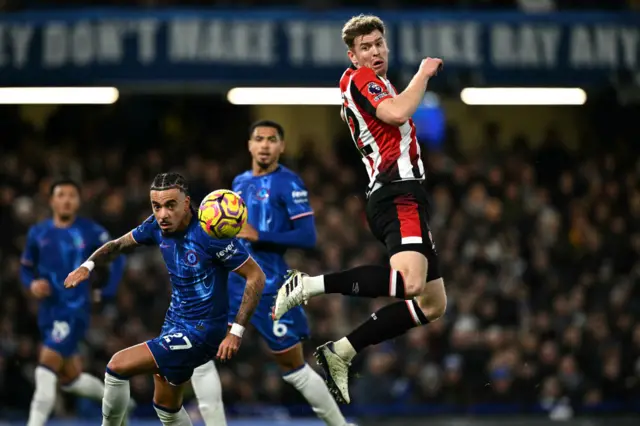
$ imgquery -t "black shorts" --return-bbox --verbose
[365,180,442,282]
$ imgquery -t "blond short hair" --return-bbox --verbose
[341,14,386,49]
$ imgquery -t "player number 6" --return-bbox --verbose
[273,320,288,338]
[163,332,193,350]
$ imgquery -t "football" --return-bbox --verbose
[198,189,247,239]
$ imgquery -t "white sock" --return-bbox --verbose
[63,373,137,411]
[191,361,227,426]
[282,364,348,426]
[154,404,193,426]
[27,366,58,426]
[62,373,105,400]
[303,275,325,297]
[333,338,357,362]
[101,371,130,426]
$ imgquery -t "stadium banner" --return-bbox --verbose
[0,9,638,86]
[3,418,640,426]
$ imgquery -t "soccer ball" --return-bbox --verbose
[198,189,247,239]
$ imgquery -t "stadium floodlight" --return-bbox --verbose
[460,87,587,106]
[0,87,120,104]
[227,87,342,105]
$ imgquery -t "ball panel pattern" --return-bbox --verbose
[198,190,247,239]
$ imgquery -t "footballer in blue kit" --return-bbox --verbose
[191,121,352,426]
[20,179,127,426]
[64,173,265,426]
[229,155,314,352]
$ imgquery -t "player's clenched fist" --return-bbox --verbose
[64,266,91,289]
[419,57,443,77]
[216,333,242,362]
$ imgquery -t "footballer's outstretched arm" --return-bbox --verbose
[65,232,140,289]
[86,232,140,266]
[232,258,266,327]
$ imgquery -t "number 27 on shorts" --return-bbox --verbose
[163,332,193,350]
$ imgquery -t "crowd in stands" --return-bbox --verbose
[0,98,638,421]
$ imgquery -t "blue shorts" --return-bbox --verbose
[146,321,226,385]
[40,316,87,358]
[228,293,310,353]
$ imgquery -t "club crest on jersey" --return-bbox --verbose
[368,82,383,95]
[184,250,199,266]
[256,188,270,200]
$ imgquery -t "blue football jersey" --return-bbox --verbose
[20,217,124,326]
[131,212,250,329]
[230,165,313,294]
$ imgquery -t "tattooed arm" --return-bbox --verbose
[87,232,140,266]
[216,257,265,361]
[64,232,141,289]
[232,258,266,327]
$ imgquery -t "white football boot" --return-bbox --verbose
[272,270,309,320]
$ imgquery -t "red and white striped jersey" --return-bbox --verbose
[340,65,425,195]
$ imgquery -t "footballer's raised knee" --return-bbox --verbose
[403,278,426,298]
[390,251,429,298]
[106,351,127,376]
[415,278,447,322]
[419,297,447,322]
